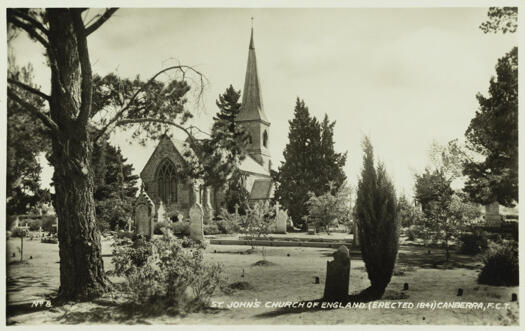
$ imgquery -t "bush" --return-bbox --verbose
[111,232,224,313]
[172,221,191,236]
[459,229,488,255]
[203,223,220,235]
[154,221,170,235]
[41,236,58,244]
[478,240,518,286]
[28,219,43,231]
[12,227,29,238]
[42,215,57,233]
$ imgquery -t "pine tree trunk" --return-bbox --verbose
[47,9,107,300]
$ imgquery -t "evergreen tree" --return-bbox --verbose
[320,114,347,192]
[355,136,399,300]
[463,47,518,207]
[274,98,323,228]
[92,138,139,231]
[7,61,51,215]
[223,168,250,215]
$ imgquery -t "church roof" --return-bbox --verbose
[250,179,274,200]
[237,27,269,124]
[238,154,270,176]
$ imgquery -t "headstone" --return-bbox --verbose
[177,212,185,222]
[202,186,213,224]
[307,222,316,235]
[189,203,204,242]
[352,222,360,247]
[274,202,288,234]
[323,245,350,301]
[485,202,501,227]
[157,201,166,223]
[134,191,155,237]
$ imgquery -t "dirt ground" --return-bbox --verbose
[6,236,519,325]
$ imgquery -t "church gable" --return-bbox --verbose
[140,135,189,185]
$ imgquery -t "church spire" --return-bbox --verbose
[237,21,269,123]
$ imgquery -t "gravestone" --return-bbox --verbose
[352,222,360,248]
[134,191,155,237]
[485,202,501,227]
[189,203,204,242]
[157,201,166,223]
[274,202,288,234]
[307,222,316,235]
[323,245,351,301]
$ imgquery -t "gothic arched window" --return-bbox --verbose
[263,130,268,148]
[157,159,177,204]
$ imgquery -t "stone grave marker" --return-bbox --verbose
[134,191,155,237]
[189,203,204,242]
[274,202,288,234]
[157,201,166,223]
[323,245,351,301]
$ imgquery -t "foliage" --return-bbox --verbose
[188,85,249,190]
[479,7,517,34]
[306,181,351,234]
[415,169,453,215]
[355,136,399,299]
[41,236,58,244]
[172,221,191,236]
[396,195,424,228]
[463,47,518,207]
[239,201,275,247]
[222,168,250,215]
[459,229,488,255]
[216,209,243,234]
[274,98,347,229]
[203,223,220,235]
[478,240,518,286]
[12,227,29,238]
[92,138,139,232]
[41,215,57,232]
[111,232,224,312]
[6,60,51,215]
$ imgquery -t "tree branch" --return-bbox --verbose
[94,65,205,143]
[71,9,93,125]
[116,118,202,156]
[85,8,118,36]
[8,78,51,102]
[7,10,49,49]
[10,9,49,36]
[8,88,59,135]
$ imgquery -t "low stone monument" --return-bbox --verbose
[134,190,155,237]
[323,245,351,302]
[307,222,316,235]
[189,203,204,242]
[352,222,360,248]
[274,202,288,234]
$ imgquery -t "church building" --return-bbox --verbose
[139,27,273,222]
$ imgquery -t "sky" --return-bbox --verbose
[9,7,517,199]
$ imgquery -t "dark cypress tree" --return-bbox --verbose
[274,98,323,228]
[355,136,399,300]
[320,114,347,192]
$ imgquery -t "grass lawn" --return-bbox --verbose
[6,235,519,325]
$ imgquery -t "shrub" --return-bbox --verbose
[41,215,57,233]
[154,221,170,235]
[41,237,58,244]
[172,221,190,236]
[459,229,488,255]
[28,219,43,231]
[478,240,518,286]
[12,227,29,238]
[111,232,224,313]
[216,209,242,234]
[203,223,220,235]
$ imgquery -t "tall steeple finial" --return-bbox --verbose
[249,17,255,49]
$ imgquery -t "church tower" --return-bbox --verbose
[236,25,271,171]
